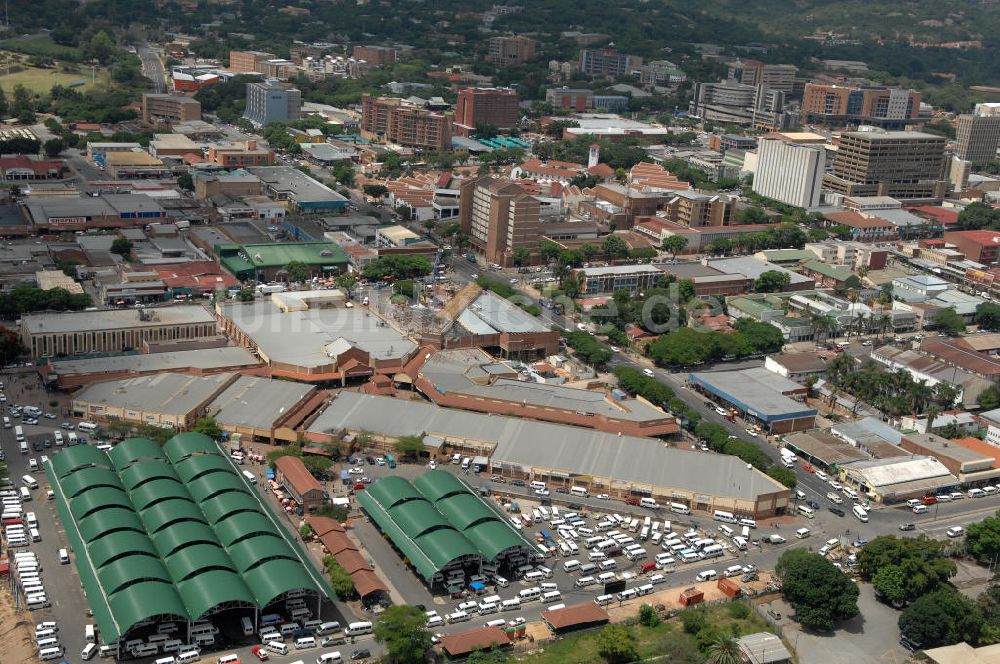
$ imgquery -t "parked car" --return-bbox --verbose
[828,507,845,517]
[946,526,965,538]
[898,523,916,531]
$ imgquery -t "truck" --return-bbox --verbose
[256,283,287,294]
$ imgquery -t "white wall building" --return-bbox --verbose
[752,133,826,208]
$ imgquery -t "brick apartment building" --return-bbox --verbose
[664,191,734,227]
[824,130,948,203]
[229,50,274,73]
[487,35,537,65]
[459,177,540,266]
[578,48,639,78]
[801,84,921,128]
[353,45,398,67]
[360,95,452,151]
[208,141,275,168]
[453,87,520,136]
[943,230,1000,264]
[141,94,202,124]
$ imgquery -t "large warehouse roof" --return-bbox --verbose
[311,392,786,502]
[46,432,330,643]
[357,471,535,581]
[689,368,817,423]
[73,372,236,418]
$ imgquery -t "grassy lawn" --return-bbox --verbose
[0,66,102,93]
[516,603,775,664]
[0,35,80,59]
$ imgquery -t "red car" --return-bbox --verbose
[625,497,641,506]
[802,463,815,473]
[640,561,657,574]
[251,646,269,661]
[353,481,366,491]
[921,495,938,505]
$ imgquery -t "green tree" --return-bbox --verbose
[966,512,1000,563]
[43,138,65,157]
[638,604,660,627]
[363,184,388,198]
[393,434,425,460]
[767,465,797,489]
[594,624,638,664]
[775,549,860,631]
[957,201,1000,231]
[110,238,132,256]
[539,239,561,262]
[81,31,117,65]
[393,279,417,299]
[976,303,1000,331]
[467,649,509,664]
[934,307,966,335]
[0,327,26,365]
[601,235,629,262]
[737,206,767,225]
[177,172,194,191]
[284,260,311,283]
[511,247,530,267]
[299,522,313,539]
[899,586,984,649]
[661,235,688,259]
[857,536,957,603]
[323,555,356,599]
[704,633,741,664]
[754,270,792,293]
[979,385,1000,410]
[191,417,221,440]
[680,607,707,634]
[237,288,255,302]
[878,283,895,308]
[374,605,433,664]
[336,273,358,294]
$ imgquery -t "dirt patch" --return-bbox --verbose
[605,573,775,621]
[0,589,40,664]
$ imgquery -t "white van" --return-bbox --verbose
[21,475,37,489]
[500,598,521,611]
[529,481,546,491]
[53,432,63,446]
[912,504,928,514]
[725,565,744,578]
[81,643,98,660]
[2,417,9,428]
[295,636,317,649]
[853,504,869,522]
[595,594,614,606]
[344,622,372,637]
[640,497,659,509]
[969,488,985,498]
[718,524,734,539]
[795,527,811,539]
[39,647,64,661]
[267,642,289,656]
[317,653,343,664]
[242,470,257,485]
[78,422,98,433]
[315,622,341,637]
[570,486,589,498]
[177,650,202,664]
[695,569,718,582]
[562,559,581,573]
[797,504,815,519]
[519,587,542,602]
[713,510,737,523]
[576,576,596,588]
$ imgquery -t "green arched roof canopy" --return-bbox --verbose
[413,470,470,503]
[186,473,252,503]
[60,467,124,499]
[178,569,256,619]
[151,521,221,558]
[173,454,235,484]
[464,520,529,561]
[435,494,498,531]
[51,445,110,478]
[201,492,263,525]
[389,500,452,538]
[415,529,479,570]
[130,479,192,513]
[78,508,146,544]
[109,438,166,470]
[98,555,172,596]
[366,476,423,508]
[227,535,295,573]
[107,581,188,630]
[214,511,280,547]
[165,542,236,581]
[70,487,134,521]
[163,432,218,464]
[88,532,159,570]
[120,460,182,493]
[141,500,208,534]
[242,559,318,607]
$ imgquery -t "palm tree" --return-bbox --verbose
[925,404,941,434]
[705,634,741,664]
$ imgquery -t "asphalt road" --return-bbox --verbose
[137,45,166,94]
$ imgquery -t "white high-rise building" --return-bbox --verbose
[752,132,827,208]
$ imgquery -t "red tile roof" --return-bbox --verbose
[305,515,344,537]
[0,155,62,176]
[944,230,1000,247]
[542,602,610,631]
[440,627,511,657]
[824,210,894,229]
[151,261,239,291]
[908,206,960,225]
[275,455,324,498]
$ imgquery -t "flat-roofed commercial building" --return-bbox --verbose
[957,103,1000,165]
[71,371,237,427]
[576,264,664,295]
[275,455,326,508]
[229,49,275,72]
[103,151,171,179]
[206,375,315,443]
[412,348,678,437]
[41,346,260,389]
[141,94,202,124]
[360,95,452,151]
[23,194,167,231]
[824,130,948,203]
[21,305,218,358]
[307,391,790,518]
[216,298,417,382]
[487,36,537,65]
[838,455,956,504]
[802,84,921,128]
[434,288,560,358]
[247,166,350,214]
[753,133,826,208]
[689,367,817,434]
[453,87,520,136]
[216,241,349,281]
